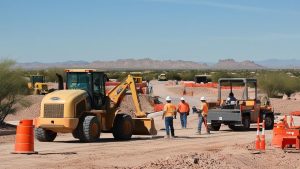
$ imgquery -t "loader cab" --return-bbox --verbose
[65,69,108,109]
[130,72,143,83]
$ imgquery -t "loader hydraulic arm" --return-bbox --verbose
[107,75,146,118]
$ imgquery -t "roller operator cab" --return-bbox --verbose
[27,75,49,95]
[207,78,274,131]
[35,69,157,142]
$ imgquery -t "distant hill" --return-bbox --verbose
[256,59,300,69]
[19,58,299,70]
[16,61,89,69]
[89,58,208,70]
[212,59,264,70]
[17,58,208,70]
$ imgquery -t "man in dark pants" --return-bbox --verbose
[177,97,190,129]
[162,96,177,139]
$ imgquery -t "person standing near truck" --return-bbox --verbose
[177,97,190,129]
[162,96,177,138]
[197,96,210,134]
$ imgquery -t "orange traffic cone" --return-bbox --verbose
[13,119,37,154]
[255,117,261,150]
[260,119,266,151]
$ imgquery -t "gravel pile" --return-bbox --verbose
[131,153,234,169]
[5,95,43,121]
[119,94,154,117]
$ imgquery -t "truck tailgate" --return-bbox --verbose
[207,109,241,123]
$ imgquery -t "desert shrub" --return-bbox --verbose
[143,72,158,81]
[0,59,28,124]
[211,72,235,82]
[45,67,66,82]
[166,71,182,81]
[258,72,300,97]
[180,72,193,81]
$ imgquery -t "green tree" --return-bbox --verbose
[45,67,66,82]
[258,72,300,97]
[0,60,28,124]
[211,71,235,82]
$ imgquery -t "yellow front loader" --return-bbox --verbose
[34,69,157,142]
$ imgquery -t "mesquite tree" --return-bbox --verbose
[0,59,27,124]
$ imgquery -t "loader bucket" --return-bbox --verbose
[132,118,157,135]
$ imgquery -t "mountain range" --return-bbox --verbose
[16,58,300,70]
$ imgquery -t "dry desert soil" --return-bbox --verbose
[1,80,300,169]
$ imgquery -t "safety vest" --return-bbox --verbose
[200,102,208,116]
[177,102,190,113]
[164,103,176,117]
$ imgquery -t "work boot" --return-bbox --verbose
[164,135,170,139]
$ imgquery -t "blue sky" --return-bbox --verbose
[0,0,299,63]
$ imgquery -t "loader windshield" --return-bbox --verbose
[67,73,90,90]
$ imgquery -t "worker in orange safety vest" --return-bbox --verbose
[162,96,177,139]
[177,97,190,129]
[196,96,210,134]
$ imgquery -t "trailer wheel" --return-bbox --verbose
[242,116,250,130]
[113,114,133,140]
[265,115,274,130]
[78,116,100,142]
[208,123,221,131]
[228,124,238,131]
[35,128,57,142]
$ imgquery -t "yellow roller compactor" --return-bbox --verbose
[27,75,49,95]
[34,69,157,142]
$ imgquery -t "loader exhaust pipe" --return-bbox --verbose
[56,73,64,90]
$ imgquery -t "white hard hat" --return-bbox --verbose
[166,96,171,101]
[200,96,206,101]
[180,97,185,101]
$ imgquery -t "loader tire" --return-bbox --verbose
[35,128,57,142]
[72,130,79,139]
[78,116,100,142]
[113,114,133,141]
[265,115,274,130]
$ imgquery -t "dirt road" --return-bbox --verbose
[1,116,299,169]
[1,81,300,169]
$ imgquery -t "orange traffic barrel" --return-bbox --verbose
[13,119,37,154]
